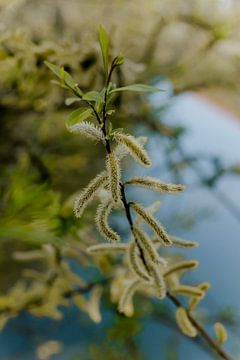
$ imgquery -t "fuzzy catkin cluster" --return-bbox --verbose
[70,124,212,338]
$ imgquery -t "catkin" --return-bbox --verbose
[131,203,172,246]
[163,260,199,277]
[135,201,161,225]
[176,307,198,337]
[106,153,122,204]
[114,132,151,167]
[128,241,151,282]
[214,322,228,344]
[67,121,105,142]
[132,225,162,265]
[86,286,103,323]
[95,200,120,242]
[118,279,141,315]
[87,243,127,254]
[125,176,185,193]
[149,264,166,299]
[173,285,203,297]
[113,136,148,160]
[198,282,211,292]
[188,282,211,311]
[170,236,199,248]
[74,171,108,218]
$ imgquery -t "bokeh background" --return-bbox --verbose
[0,0,240,359]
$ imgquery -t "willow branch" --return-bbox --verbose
[81,64,233,360]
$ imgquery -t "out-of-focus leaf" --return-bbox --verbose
[83,91,103,102]
[44,61,62,78]
[65,97,81,106]
[67,107,93,127]
[98,25,109,76]
[110,84,162,94]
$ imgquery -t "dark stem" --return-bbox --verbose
[120,183,133,229]
[167,292,232,360]
[101,58,118,153]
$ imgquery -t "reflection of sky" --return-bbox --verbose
[141,92,240,360]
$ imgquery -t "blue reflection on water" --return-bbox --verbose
[140,91,240,360]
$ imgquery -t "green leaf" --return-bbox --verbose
[108,121,113,134]
[82,91,102,102]
[67,107,93,127]
[64,72,83,95]
[95,88,105,113]
[51,80,69,90]
[98,25,109,76]
[110,84,162,94]
[107,109,115,115]
[60,67,65,80]
[64,72,76,89]
[65,97,81,106]
[45,61,82,94]
[44,61,62,78]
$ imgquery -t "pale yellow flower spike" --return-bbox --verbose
[125,176,185,193]
[113,136,148,161]
[95,199,120,242]
[149,263,166,299]
[118,279,142,316]
[114,132,152,167]
[188,282,211,312]
[173,285,204,297]
[87,243,127,254]
[170,236,199,248]
[74,171,108,218]
[176,307,198,337]
[127,241,151,282]
[106,153,122,204]
[132,225,163,265]
[67,121,105,142]
[214,322,228,344]
[163,260,199,277]
[131,203,172,246]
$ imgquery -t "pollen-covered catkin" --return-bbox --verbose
[128,241,151,282]
[149,264,166,299]
[106,153,121,204]
[176,307,198,337]
[188,282,211,311]
[74,171,108,217]
[67,121,105,142]
[87,243,127,254]
[132,225,162,265]
[113,136,148,160]
[131,203,172,246]
[173,285,203,297]
[125,177,185,193]
[214,322,228,344]
[135,201,161,225]
[170,236,199,248]
[114,132,151,167]
[163,260,199,277]
[118,279,142,315]
[95,200,120,242]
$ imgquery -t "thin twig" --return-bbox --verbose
[167,292,232,360]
